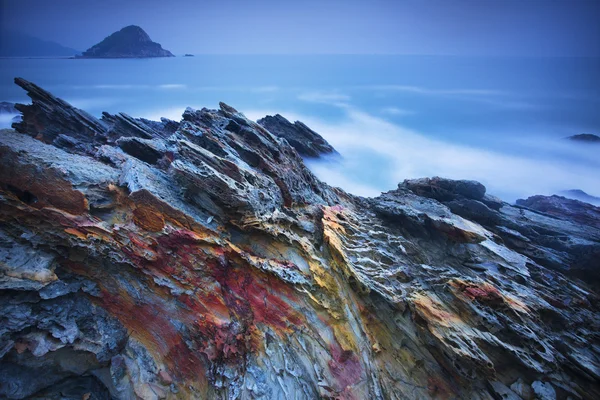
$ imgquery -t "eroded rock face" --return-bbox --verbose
[257,114,335,157]
[1,78,599,399]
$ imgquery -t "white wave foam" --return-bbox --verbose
[248,106,600,201]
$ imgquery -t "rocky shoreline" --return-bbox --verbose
[0,78,599,399]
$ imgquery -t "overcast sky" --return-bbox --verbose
[1,0,599,56]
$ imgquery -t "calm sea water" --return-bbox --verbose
[1,56,599,200]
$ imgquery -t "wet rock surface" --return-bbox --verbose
[1,78,600,399]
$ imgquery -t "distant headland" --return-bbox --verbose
[77,25,174,59]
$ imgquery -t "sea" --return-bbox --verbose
[1,55,599,202]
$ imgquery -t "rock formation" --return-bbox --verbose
[79,26,174,58]
[257,114,335,157]
[1,78,599,399]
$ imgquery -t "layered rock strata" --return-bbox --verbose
[257,114,335,157]
[1,78,599,399]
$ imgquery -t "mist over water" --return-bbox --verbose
[1,55,598,202]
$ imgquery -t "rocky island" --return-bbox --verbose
[1,78,599,399]
[78,25,174,59]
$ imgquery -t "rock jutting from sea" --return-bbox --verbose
[1,78,599,399]
[78,25,174,58]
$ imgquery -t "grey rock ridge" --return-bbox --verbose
[79,25,174,58]
[257,113,336,157]
[1,78,600,399]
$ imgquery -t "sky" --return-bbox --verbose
[1,0,599,56]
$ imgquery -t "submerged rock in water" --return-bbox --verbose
[78,25,174,58]
[257,113,336,157]
[1,78,600,399]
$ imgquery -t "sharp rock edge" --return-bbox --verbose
[1,78,599,399]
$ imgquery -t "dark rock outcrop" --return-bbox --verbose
[517,195,600,230]
[11,78,179,155]
[401,177,600,286]
[257,114,335,157]
[79,25,174,58]
[566,133,600,143]
[1,79,600,399]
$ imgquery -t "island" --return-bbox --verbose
[77,25,174,58]
[184,53,195,57]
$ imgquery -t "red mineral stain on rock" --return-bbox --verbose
[327,343,362,393]
[218,253,304,332]
[427,375,453,399]
[97,288,208,384]
[451,280,503,305]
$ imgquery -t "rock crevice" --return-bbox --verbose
[1,78,599,399]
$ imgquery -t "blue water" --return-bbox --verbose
[1,56,599,200]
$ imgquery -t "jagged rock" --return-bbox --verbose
[79,25,174,58]
[116,137,167,165]
[488,381,522,400]
[510,378,534,399]
[402,176,487,201]
[257,114,335,157]
[12,78,108,153]
[517,194,600,230]
[1,80,600,399]
[400,177,600,285]
[531,381,557,400]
